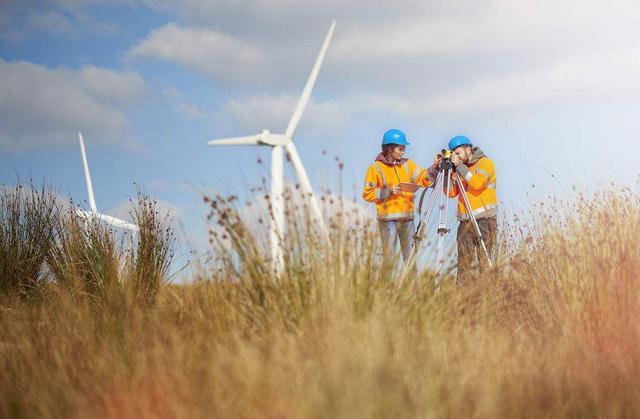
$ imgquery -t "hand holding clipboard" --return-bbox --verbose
[398,182,420,193]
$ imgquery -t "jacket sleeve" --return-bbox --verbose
[412,161,438,188]
[404,159,435,188]
[362,165,389,203]
[455,158,494,192]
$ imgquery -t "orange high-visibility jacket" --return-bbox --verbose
[362,154,436,221]
[448,147,497,220]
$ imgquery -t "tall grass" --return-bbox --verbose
[0,181,60,297]
[2,182,640,418]
[0,182,174,309]
[47,212,122,304]
[126,193,175,308]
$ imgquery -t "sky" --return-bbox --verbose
[2,0,640,275]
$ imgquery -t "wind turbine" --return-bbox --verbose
[76,132,139,232]
[207,20,335,272]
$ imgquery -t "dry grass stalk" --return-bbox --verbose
[1,183,640,418]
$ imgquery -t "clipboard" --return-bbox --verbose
[398,182,420,193]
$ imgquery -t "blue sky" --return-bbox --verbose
[2,0,640,273]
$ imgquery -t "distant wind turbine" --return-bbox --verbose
[207,20,335,271]
[76,132,139,232]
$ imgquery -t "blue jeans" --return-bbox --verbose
[378,219,415,262]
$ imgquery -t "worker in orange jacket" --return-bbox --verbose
[362,129,439,263]
[446,135,497,283]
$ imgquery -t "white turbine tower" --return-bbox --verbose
[76,132,139,232]
[208,20,335,272]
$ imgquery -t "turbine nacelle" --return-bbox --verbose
[258,130,290,147]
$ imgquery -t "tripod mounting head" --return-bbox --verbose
[440,149,454,171]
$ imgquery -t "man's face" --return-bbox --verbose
[390,145,405,160]
[453,146,470,163]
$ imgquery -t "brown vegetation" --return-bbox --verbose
[1,181,640,418]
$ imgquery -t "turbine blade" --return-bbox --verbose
[97,213,140,232]
[107,216,140,232]
[207,135,261,146]
[285,143,327,235]
[284,20,336,139]
[78,132,98,212]
[75,209,139,232]
[75,208,92,219]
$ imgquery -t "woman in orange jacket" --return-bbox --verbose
[362,129,439,263]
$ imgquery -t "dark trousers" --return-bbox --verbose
[456,217,497,284]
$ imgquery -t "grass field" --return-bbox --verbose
[1,182,640,418]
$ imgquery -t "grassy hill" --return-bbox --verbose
[1,182,639,418]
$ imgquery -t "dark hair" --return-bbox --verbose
[381,144,395,156]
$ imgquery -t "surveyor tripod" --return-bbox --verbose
[402,153,493,288]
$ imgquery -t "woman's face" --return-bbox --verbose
[390,145,405,161]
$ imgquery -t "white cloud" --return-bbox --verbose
[129,23,261,83]
[331,1,640,64]
[0,60,146,152]
[161,86,205,118]
[423,47,640,115]
[213,94,347,138]
[15,0,135,10]
[333,46,640,120]
[1,1,123,40]
[143,0,431,33]
[26,10,74,35]
[80,65,146,104]
[69,10,120,36]
[133,0,640,120]
[141,0,640,60]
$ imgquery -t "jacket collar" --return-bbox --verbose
[468,146,486,165]
[375,152,407,166]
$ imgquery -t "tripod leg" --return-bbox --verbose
[454,172,493,267]
[434,167,452,291]
[399,171,443,283]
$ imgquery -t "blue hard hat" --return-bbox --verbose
[382,129,410,146]
[448,135,472,150]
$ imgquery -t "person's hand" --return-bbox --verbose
[390,185,402,195]
[434,153,443,166]
[451,152,461,166]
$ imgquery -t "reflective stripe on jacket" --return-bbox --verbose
[362,155,435,221]
[448,147,497,221]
